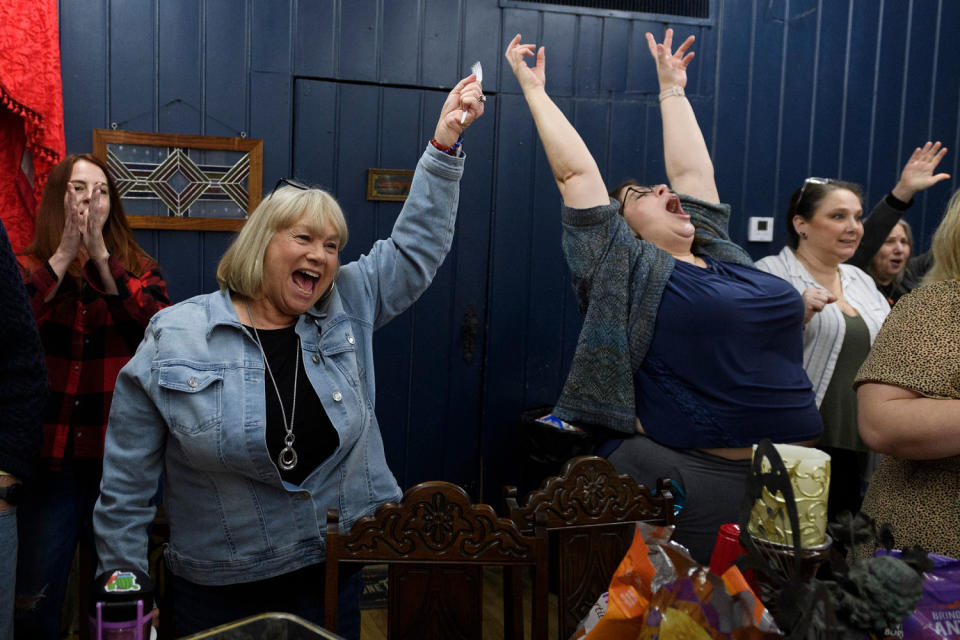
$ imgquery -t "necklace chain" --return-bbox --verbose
[245,303,300,471]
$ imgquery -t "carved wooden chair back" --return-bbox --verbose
[504,456,674,640]
[324,480,548,640]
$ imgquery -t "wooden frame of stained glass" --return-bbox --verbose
[92,129,263,231]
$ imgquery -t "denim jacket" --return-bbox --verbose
[94,144,464,585]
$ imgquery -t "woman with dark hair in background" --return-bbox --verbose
[868,220,916,305]
[14,153,169,639]
[754,145,948,519]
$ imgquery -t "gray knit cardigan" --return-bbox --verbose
[552,195,753,434]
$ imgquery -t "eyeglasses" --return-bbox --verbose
[796,176,831,208]
[624,185,655,201]
[271,177,310,196]
[617,185,653,215]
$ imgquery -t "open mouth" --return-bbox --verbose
[291,269,320,295]
[666,194,687,217]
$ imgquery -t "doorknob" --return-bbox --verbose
[460,304,478,364]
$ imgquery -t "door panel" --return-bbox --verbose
[292,78,489,496]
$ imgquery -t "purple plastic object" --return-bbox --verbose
[89,599,152,640]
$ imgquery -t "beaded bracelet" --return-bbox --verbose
[430,135,463,156]
[658,86,685,102]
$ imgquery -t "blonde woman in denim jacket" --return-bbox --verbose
[93,73,484,638]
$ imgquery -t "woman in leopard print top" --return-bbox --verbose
[854,188,960,558]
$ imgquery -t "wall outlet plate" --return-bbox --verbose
[748,216,774,242]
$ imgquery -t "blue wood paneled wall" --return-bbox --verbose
[58,0,960,499]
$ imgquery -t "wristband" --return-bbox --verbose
[658,86,685,102]
[430,135,462,156]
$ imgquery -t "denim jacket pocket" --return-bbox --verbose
[319,331,361,389]
[158,362,224,435]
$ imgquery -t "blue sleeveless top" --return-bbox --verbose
[635,256,822,448]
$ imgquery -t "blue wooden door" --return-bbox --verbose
[291,78,495,496]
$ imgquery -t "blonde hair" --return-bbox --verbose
[217,186,348,298]
[921,188,960,285]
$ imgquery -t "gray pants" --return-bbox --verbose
[607,434,750,564]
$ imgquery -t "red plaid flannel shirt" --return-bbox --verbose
[18,253,169,463]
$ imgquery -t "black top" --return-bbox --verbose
[875,251,933,306]
[248,324,338,486]
[0,221,46,479]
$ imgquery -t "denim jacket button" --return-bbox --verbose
[188,377,198,388]
[332,392,342,402]
[312,354,321,364]
[347,335,355,345]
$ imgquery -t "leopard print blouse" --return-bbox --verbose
[854,279,960,558]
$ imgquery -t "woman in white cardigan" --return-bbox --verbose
[756,179,890,520]
[757,142,948,519]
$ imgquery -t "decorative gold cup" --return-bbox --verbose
[747,444,831,548]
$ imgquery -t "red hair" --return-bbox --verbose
[23,154,152,276]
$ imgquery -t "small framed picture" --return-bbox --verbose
[366,169,415,202]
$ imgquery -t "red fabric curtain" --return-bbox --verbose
[0,0,65,252]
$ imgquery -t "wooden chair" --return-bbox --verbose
[324,481,548,640]
[504,456,674,640]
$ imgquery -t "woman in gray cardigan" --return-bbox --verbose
[506,30,822,563]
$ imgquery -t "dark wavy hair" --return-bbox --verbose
[609,178,641,217]
[785,179,863,249]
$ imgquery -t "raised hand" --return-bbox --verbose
[58,186,86,262]
[82,183,111,262]
[801,287,837,325]
[434,73,485,148]
[645,28,695,90]
[504,34,545,94]
[892,141,950,202]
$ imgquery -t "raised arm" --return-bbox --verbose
[891,141,950,203]
[504,34,608,209]
[647,29,718,204]
[850,141,950,268]
[341,72,483,328]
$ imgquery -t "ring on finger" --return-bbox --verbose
[478,94,487,103]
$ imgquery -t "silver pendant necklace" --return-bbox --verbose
[246,303,300,471]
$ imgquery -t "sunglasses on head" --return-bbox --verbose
[796,176,832,208]
[271,177,310,196]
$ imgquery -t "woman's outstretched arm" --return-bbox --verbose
[504,34,609,209]
[648,29,719,204]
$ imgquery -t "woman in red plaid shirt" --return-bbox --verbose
[13,153,169,639]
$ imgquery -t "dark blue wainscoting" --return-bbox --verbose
[60,0,960,501]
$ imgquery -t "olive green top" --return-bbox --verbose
[818,313,870,451]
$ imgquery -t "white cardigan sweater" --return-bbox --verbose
[755,246,890,406]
